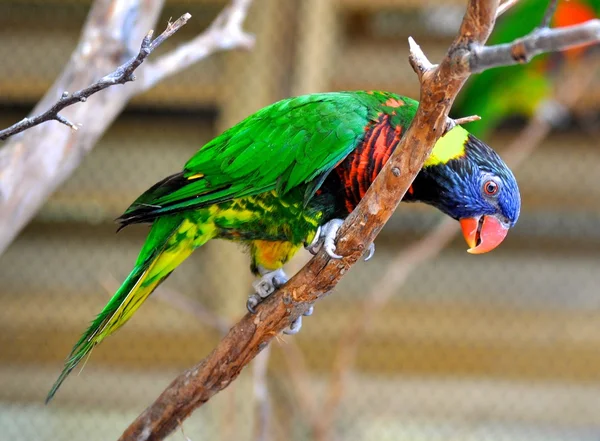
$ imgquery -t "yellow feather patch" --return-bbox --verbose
[252,240,302,271]
[187,173,204,180]
[424,125,468,167]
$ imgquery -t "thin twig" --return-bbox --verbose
[446,114,481,132]
[0,0,254,258]
[0,14,191,141]
[408,36,436,81]
[136,0,255,93]
[540,0,558,29]
[470,20,600,72]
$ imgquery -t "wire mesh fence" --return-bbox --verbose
[1,1,600,440]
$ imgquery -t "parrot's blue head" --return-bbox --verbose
[406,126,521,254]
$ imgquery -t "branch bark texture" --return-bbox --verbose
[0,0,254,255]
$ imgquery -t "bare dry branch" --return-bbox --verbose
[470,19,600,72]
[135,0,255,93]
[0,0,253,256]
[116,0,600,439]
[540,0,558,29]
[446,114,481,132]
[0,14,191,142]
[408,36,436,81]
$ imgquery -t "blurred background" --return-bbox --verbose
[1,0,600,440]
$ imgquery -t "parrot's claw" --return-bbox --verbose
[246,294,261,314]
[248,268,289,313]
[252,268,289,297]
[305,219,344,259]
[283,305,314,334]
[248,267,315,335]
[284,316,303,335]
[364,243,375,261]
[305,226,322,255]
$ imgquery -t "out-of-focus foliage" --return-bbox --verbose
[455,0,600,137]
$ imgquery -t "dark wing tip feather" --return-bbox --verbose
[115,172,191,229]
[45,341,94,404]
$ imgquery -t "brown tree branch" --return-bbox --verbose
[0,0,254,256]
[0,14,191,141]
[118,1,600,440]
[313,56,600,441]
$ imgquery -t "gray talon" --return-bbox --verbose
[284,316,303,335]
[249,267,289,312]
[283,305,314,334]
[322,219,344,259]
[247,295,260,314]
[252,268,288,298]
[364,243,375,261]
[306,219,344,259]
[305,226,322,255]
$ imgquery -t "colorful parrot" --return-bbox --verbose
[46,91,521,402]
[454,0,599,138]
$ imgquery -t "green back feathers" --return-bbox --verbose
[120,91,417,225]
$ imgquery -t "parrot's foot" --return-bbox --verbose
[247,267,315,334]
[283,305,314,335]
[306,220,375,262]
[247,268,289,313]
[306,218,344,259]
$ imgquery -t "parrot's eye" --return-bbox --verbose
[483,180,499,196]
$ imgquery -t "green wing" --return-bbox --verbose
[119,91,390,224]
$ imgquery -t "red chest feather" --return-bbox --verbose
[335,115,403,213]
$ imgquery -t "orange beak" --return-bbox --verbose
[459,216,509,254]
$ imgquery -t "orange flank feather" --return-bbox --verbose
[250,240,302,271]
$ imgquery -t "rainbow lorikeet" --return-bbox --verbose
[46,91,520,402]
[455,0,599,138]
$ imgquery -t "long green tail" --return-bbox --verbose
[46,216,214,403]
